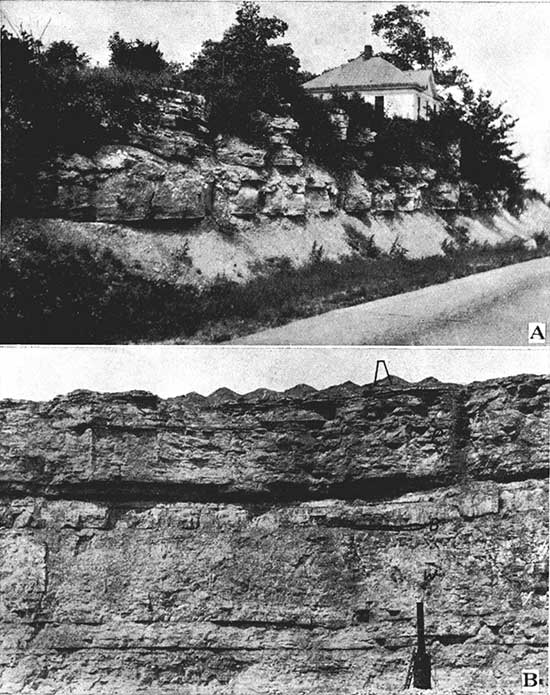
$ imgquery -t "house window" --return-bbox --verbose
[375,95,384,117]
[417,96,421,116]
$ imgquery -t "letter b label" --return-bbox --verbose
[522,670,540,691]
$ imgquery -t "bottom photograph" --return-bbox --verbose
[0,346,547,695]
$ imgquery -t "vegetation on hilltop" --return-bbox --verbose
[183,2,304,138]
[181,1,527,209]
[1,1,530,215]
[1,27,181,215]
[371,4,467,87]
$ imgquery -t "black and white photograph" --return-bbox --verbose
[0,345,548,694]
[1,1,549,344]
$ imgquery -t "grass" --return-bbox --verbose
[182,236,550,342]
[1,227,548,344]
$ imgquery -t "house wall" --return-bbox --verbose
[315,89,439,120]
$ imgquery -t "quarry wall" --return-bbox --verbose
[0,375,547,694]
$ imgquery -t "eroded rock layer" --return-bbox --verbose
[0,375,547,694]
[27,90,524,225]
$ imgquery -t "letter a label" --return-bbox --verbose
[528,323,546,344]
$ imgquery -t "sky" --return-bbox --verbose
[1,1,549,196]
[0,346,547,400]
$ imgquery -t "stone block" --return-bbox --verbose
[343,171,373,214]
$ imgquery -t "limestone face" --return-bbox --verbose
[261,171,307,217]
[343,171,373,214]
[129,128,209,163]
[429,181,461,210]
[26,90,502,228]
[270,144,304,169]
[0,375,547,694]
[215,136,267,170]
[396,183,424,212]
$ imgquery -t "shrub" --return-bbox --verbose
[307,240,325,265]
[442,222,472,255]
[0,228,201,342]
[171,240,192,266]
[108,32,168,73]
[533,231,548,248]
[498,236,529,253]
[344,222,381,259]
[389,235,409,259]
[212,209,240,237]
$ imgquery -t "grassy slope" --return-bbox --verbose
[2,211,548,343]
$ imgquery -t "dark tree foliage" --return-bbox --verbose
[370,5,527,207]
[320,92,463,183]
[43,39,90,70]
[2,27,53,212]
[1,27,177,215]
[372,5,453,67]
[458,87,527,211]
[183,1,302,137]
[108,31,168,72]
[372,4,463,87]
[374,51,412,71]
[290,90,343,167]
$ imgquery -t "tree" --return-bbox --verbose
[184,1,302,136]
[43,40,89,70]
[458,86,526,210]
[372,4,460,85]
[1,27,49,212]
[1,27,164,215]
[108,31,167,72]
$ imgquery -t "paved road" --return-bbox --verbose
[232,257,550,345]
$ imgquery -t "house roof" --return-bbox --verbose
[404,69,432,89]
[302,55,439,95]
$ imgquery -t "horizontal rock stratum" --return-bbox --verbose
[0,375,547,694]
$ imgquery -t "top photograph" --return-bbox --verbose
[1,0,548,345]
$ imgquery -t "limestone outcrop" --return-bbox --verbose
[0,375,547,694]
[32,93,338,225]
[27,88,522,230]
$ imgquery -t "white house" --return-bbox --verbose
[302,45,442,120]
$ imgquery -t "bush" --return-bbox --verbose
[389,235,409,259]
[307,241,325,266]
[212,209,240,237]
[1,27,182,216]
[442,222,472,255]
[533,231,548,248]
[108,32,168,73]
[344,222,380,259]
[0,229,202,342]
